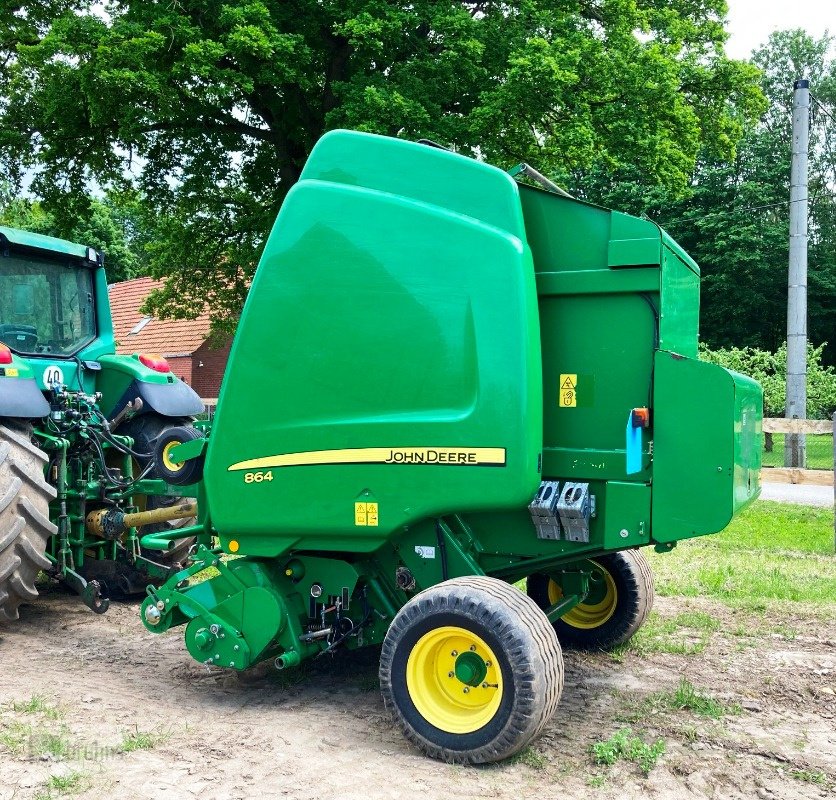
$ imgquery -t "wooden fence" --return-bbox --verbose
[761,417,835,487]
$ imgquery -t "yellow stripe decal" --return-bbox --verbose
[228,447,506,472]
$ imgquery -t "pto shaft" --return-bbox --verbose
[86,501,197,539]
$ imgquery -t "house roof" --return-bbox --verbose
[109,276,211,357]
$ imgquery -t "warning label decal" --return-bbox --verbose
[559,374,577,407]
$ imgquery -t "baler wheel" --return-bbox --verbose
[528,549,654,651]
[115,413,198,570]
[379,576,563,764]
[0,422,57,622]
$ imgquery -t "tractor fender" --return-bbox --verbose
[111,378,204,420]
[96,354,204,420]
[0,376,50,418]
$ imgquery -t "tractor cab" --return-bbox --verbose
[0,234,98,360]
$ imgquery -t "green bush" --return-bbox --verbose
[699,341,836,419]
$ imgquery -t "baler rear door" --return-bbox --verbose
[651,350,762,544]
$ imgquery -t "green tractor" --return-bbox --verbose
[2,130,762,765]
[0,225,205,617]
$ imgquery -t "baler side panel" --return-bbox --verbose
[205,161,542,556]
[658,248,700,359]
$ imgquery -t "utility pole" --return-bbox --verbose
[786,78,809,468]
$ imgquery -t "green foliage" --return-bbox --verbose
[0,188,147,283]
[0,1,765,337]
[584,31,836,365]
[700,341,836,418]
[591,727,666,775]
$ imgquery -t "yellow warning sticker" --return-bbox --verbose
[4,368,18,377]
[559,374,577,407]
[354,501,379,527]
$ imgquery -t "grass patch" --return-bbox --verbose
[610,610,720,660]
[11,694,63,719]
[762,433,833,470]
[0,721,72,758]
[0,720,31,755]
[591,727,665,776]
[647,501,836,605]
[789,768,828,785]
[32,731,72,758]
[35,771,89,799]
[120,727,170,753]
[512,745,548,769]
[639,678,739,719]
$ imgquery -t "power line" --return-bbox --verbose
[653,193,836,230]
[648,192,816,225]
[811,94,836,126]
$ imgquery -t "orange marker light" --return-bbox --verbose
[138,353,171,373]
[631,407,650,428]
[228,540,240,553]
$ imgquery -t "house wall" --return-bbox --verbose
[167,356,193,387]
[190,339,231,399]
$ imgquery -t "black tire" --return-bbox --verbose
[114,413,199,568]
[152,425,204,486]
[527,550,654,651]
[0,422,57,622]
[379,576,563,764]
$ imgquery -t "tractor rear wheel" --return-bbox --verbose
[379,576,563,764]
[527,550,654,651]
[0,422,57,622]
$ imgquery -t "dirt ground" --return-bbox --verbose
[1,584,834,800]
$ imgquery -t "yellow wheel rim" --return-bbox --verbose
[406,626,503,734]
[161,440,183,473]
[549,566,618,629]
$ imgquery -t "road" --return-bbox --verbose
[760,480,833,507]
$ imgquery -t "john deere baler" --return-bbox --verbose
[141,130,762,764]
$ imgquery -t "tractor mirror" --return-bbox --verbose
[12,284,34,316]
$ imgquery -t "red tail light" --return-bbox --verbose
[0,344,13,365]
[138,353,171,373]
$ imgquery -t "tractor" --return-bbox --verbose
[1,130,762,765]
[0,225,205,617]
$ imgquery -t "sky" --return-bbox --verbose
[724,0,834,60]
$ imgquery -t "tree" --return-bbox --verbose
[0,1,764,336]
[700,342,836,420]
[581,30,836,361]
[0,189,146,283]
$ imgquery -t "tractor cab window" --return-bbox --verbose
[0,250,96,357]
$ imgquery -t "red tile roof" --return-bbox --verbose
[109,277,211,357]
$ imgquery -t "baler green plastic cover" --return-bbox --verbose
[203,131,543,555]
[651,352,762,542]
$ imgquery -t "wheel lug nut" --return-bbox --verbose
[463,687,470,694]
[482,682,488,688]
[485,661,492,667]
[451,650,458,656]
[448,671,454,678]
[469,645,476,651]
